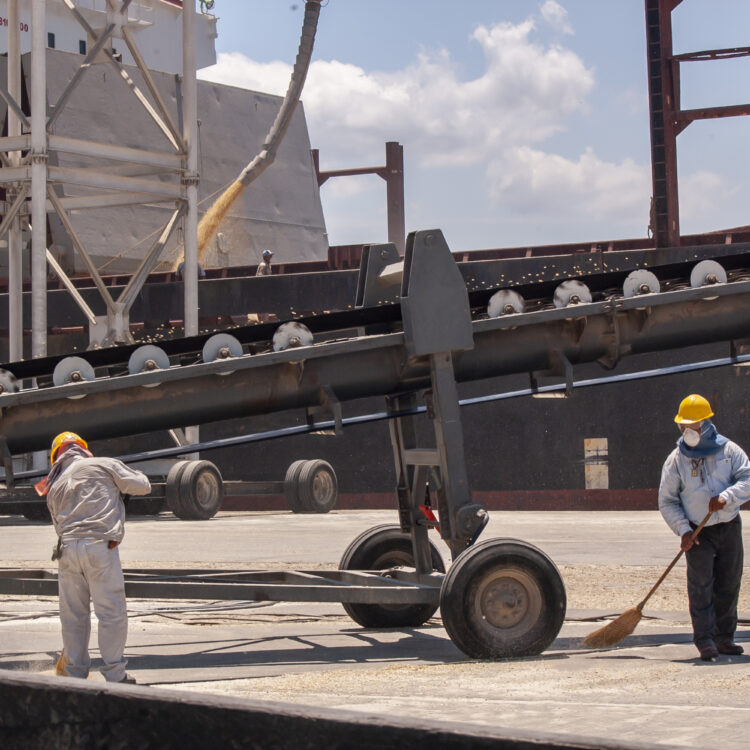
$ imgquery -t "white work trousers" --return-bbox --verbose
[58,538,128,682]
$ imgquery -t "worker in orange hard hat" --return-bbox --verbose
[36,431,151,684]
[658,394,750,661]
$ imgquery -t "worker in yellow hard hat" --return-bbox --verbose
[35,431,152,684]
[658,393,750,661]
[49,431,88,466]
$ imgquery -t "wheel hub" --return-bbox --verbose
[474,567,542,633]
[195,472,220,511]
[312,470,334,503]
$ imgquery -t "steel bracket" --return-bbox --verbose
[597,297,625,370]
[0,438,15,490]
[306,386,342,435]
[730,339,750,360]
[89,304,135,349]
[355,242,401,308]
[530,350,574,397]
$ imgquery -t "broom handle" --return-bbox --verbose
[638,511,713,609]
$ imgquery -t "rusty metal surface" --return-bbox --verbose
[645,1,750,248]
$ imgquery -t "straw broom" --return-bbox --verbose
[583,510,712,648]
[55,649,70,676]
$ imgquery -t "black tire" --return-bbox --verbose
[439,538,566,659]
[339,524,445,628]
[283,460,307,512]
[166,460,191,519]
[178,460,224,520]
[22,503,52,522]
[296,459,337,513]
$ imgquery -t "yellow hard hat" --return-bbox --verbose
[50,431,88,465]
[674,394,714,425]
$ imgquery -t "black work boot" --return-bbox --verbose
[716,639,744,655]
[697,641,719,661]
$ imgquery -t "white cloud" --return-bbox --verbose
[200,18,594,170]
[540,1,574,35]
[201,16,680,244]
[487,146,651,225]
[680,170,739,226]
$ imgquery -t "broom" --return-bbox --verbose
[583,510,713,648]
[55,649,70,676]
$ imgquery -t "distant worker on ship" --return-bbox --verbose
[658,393,750,661]
[256,249,274,277]
[176,261,206,280]
[255,250,275,323]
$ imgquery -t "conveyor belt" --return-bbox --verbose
[1,230,749,455]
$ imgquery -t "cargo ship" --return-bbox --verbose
[1,0,748,514]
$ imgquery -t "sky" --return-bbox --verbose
[198,0,750,252]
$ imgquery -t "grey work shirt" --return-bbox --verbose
[658,441,750,537]
[46,456,151,543]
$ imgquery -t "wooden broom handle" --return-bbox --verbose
[638,511,713,610]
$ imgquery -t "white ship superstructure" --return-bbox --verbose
[0,0,217,73]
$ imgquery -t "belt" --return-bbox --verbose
[689,514,739,530]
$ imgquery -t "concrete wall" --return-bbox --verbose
[0,669,639,750]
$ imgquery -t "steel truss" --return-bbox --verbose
[0,0,201,351]
[646,0,750,247]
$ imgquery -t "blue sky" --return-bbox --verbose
[200,1,750,252]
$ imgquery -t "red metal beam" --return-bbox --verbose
[312,141,405,254]
[673,46,750,62]
[676,104,750,123]
[645,0,681,247]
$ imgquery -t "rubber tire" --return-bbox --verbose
[296,459,338,513]
[283,460,307,513]
[166,460,191,519]
[22,503,52,522]
[178,460,224,520]
[439,538,566,659]
[339,524,445,628]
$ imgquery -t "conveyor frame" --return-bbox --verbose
[3,228,750,657]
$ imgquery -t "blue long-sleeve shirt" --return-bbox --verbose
[658,440,750,537]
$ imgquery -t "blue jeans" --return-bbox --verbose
[685,515,743,646]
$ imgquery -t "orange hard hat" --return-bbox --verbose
[674,394,714,425]
[50,431,88,465]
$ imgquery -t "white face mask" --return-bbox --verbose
[682,425,702,447]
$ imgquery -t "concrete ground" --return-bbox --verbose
[1,509,749,749]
